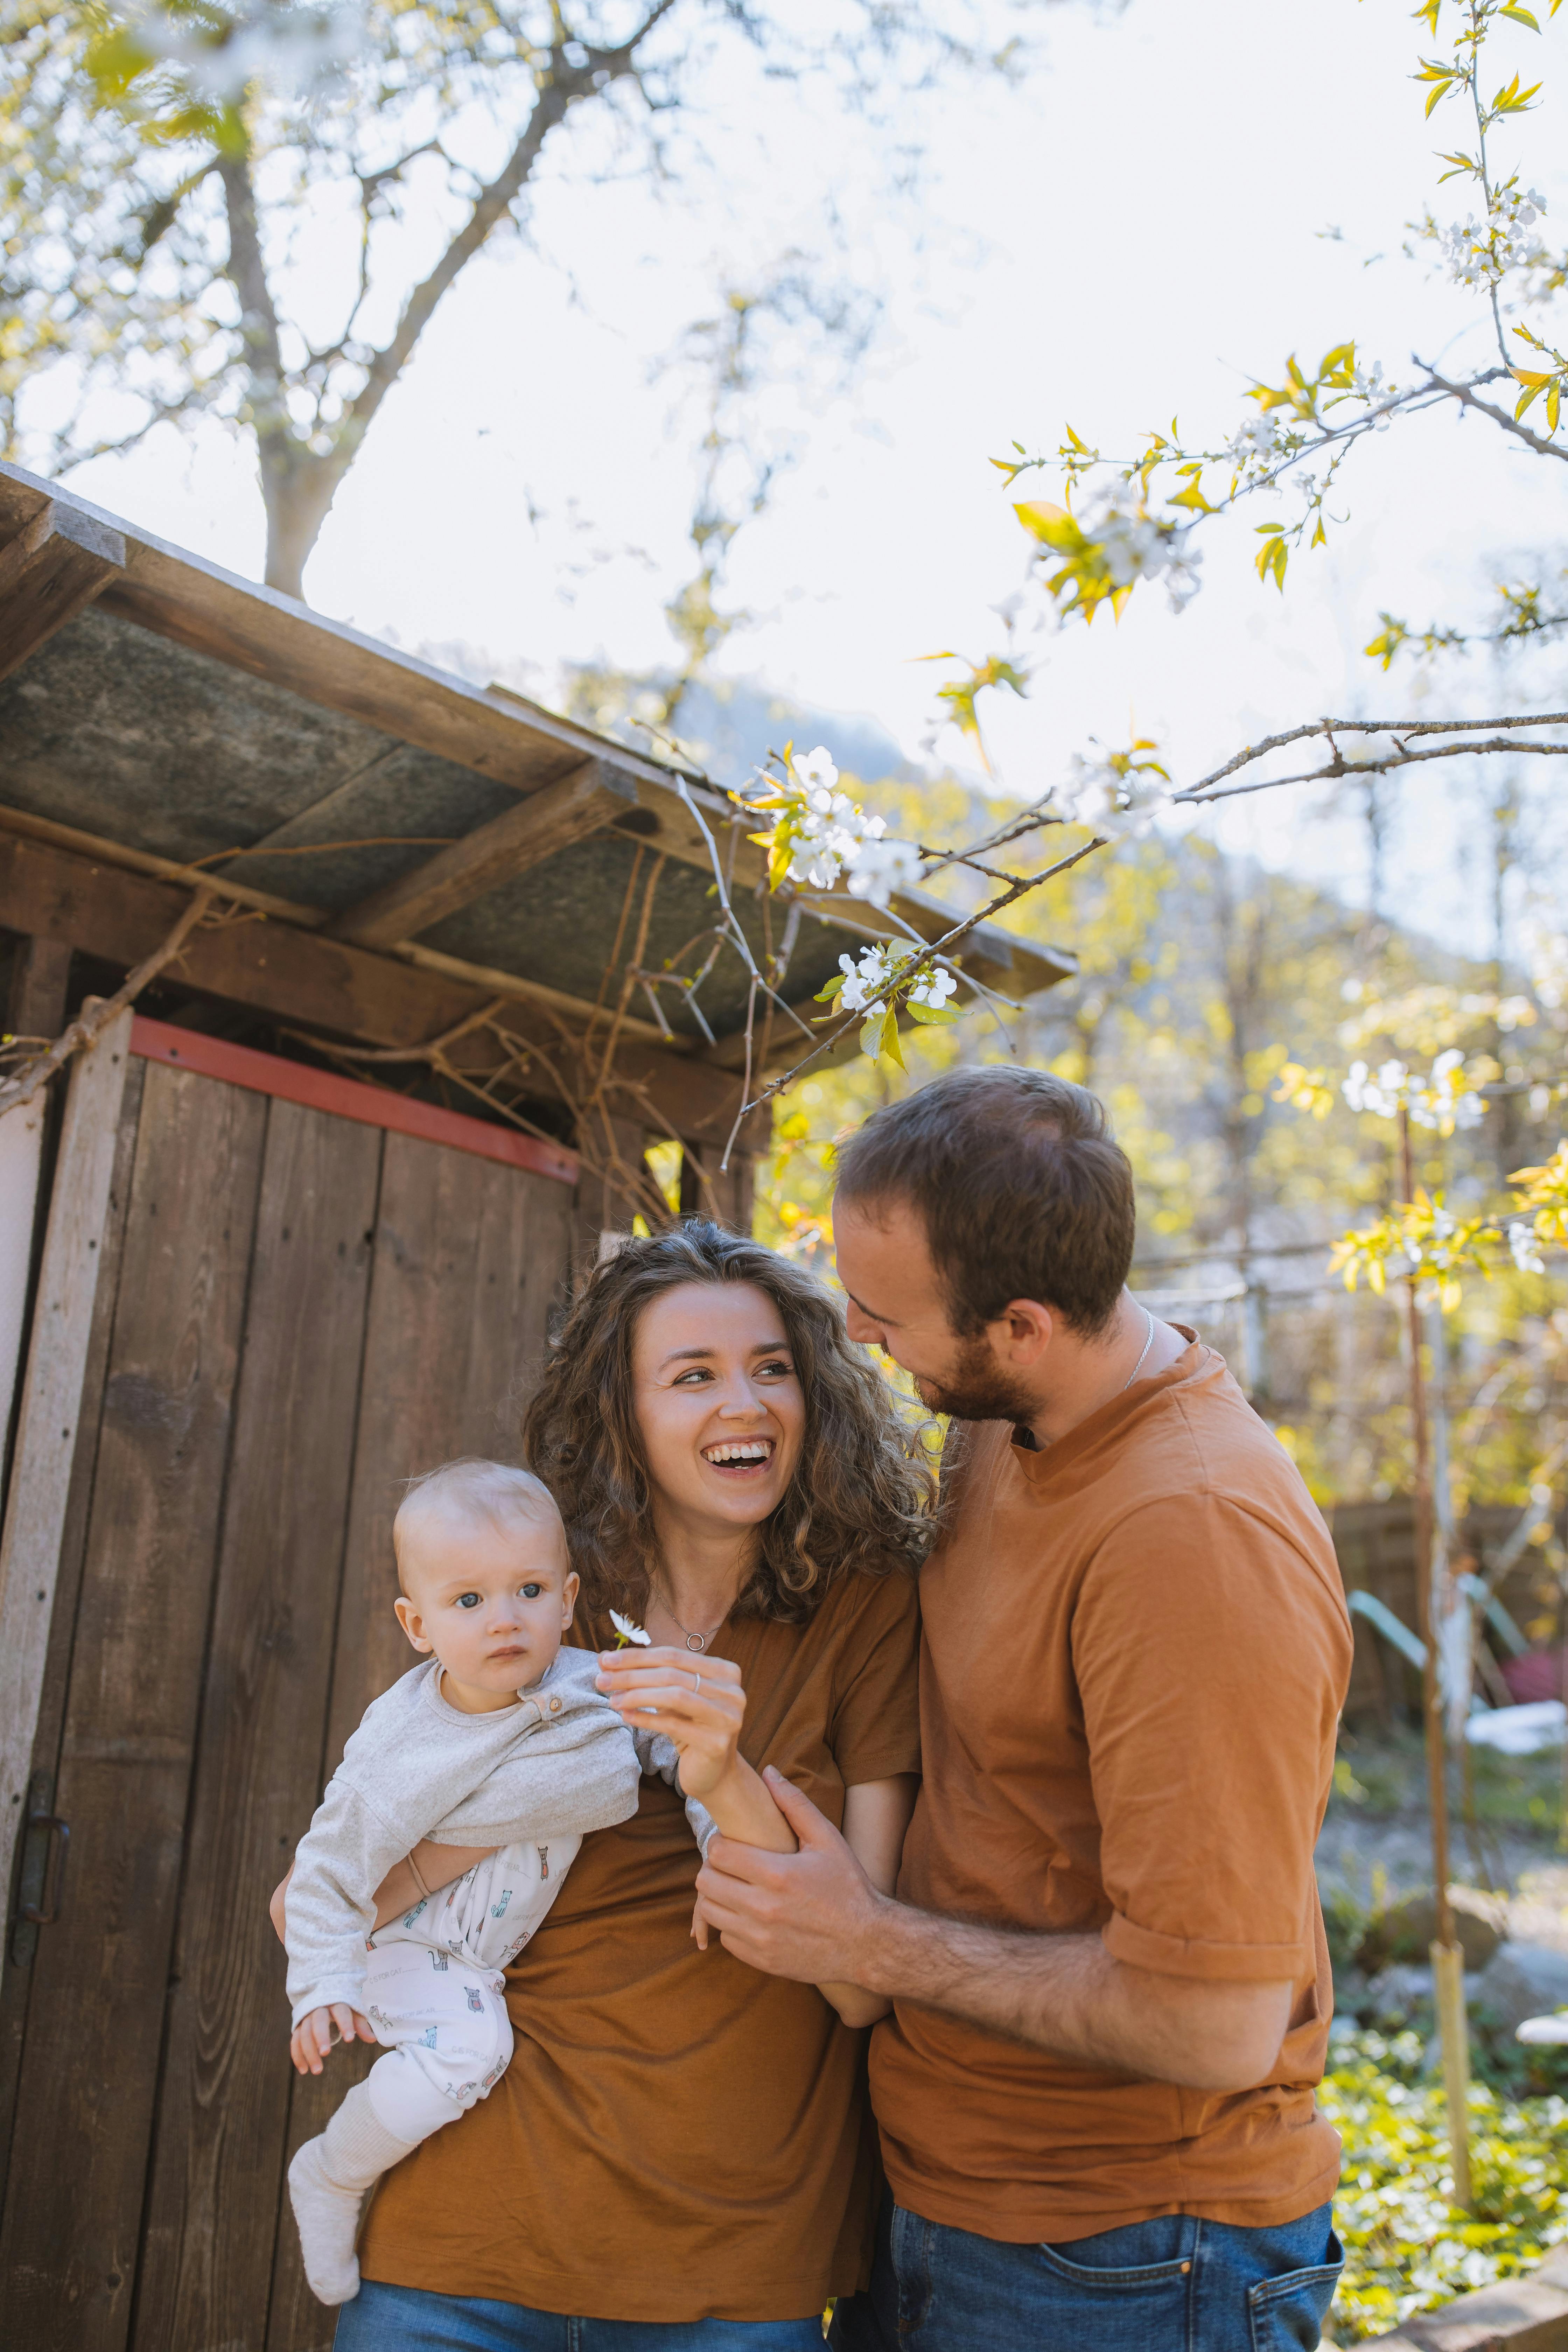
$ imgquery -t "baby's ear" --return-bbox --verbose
[393,1594,432,1653]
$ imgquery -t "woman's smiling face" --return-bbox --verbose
[631,1280,806,1538]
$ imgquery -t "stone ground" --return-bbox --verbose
[1317,1726,1568,1947]
[1316,1818,1568,1948]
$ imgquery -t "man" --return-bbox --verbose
[696,1066,1352,2351]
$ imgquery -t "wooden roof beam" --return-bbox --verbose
[327,760,639,949]
[0,502,125,687]
[0,829,748,1144]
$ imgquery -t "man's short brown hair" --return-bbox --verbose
[833,1065,1136,1338]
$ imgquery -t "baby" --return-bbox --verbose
[285,1458,644,2307]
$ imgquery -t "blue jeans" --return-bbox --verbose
[828,2194,1343,2352]
[334,2280,824,2351]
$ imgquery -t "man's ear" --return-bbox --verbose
[394,1595,432,1653]
[991,1299,1055,1365]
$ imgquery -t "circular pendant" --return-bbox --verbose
[685,1632,706,1652]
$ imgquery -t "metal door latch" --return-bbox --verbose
[9,1770,69,1968]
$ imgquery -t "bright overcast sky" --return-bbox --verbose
[50,0,1568,957]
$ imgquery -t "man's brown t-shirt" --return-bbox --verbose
[359,1568,920,2323]
[869,1339,1352,2245]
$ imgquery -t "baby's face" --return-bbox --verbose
[394,1505,578,1711]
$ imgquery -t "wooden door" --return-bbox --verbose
[0,1028,576,2352]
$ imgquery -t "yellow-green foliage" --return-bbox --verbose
[1324,2033,1568,2344]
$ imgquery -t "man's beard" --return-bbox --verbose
[913,1334,1037,1428]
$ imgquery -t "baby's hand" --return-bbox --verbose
[289,2003,375,2076]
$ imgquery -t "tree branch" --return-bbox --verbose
[0,888,214,1119]
[1177,711,1568,801]
[1425,366,1568,462]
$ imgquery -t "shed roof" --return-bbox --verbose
[0,460,1073,1087]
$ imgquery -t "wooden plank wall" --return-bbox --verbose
[1,1062,267,2351]
[271,1134,573,2351]
[0,1064,576,2352]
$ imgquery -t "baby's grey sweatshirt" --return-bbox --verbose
[286,1647,641,2023]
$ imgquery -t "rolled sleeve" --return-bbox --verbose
[1101,1911,1309,1982]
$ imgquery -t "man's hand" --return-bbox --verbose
[289,2004,376,2077]
[695,1768,883,1983]
[699,1772,1293,2094]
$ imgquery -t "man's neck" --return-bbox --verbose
[1021,1294,1188,1450]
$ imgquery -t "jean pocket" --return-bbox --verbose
[1246,2246,1345,2352]
[1034,2238,1194,2349]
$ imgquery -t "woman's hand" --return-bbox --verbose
[596,1645,797,1858]
[595,1645,747,1806]
[290,2003,376,2076]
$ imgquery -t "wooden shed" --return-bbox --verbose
[0,460,1072,2350]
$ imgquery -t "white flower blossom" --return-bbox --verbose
[1054,752,1173,840]
[1424,1047,1485,1131]
[836,945,895,1014]
[1509,1220,1547,1276]
[1059,488,1204,615]
[1228,411,1281,474]
[1344,1059,1406,1119]
[609,1610,651,1647]
[768,749,921,907]
[836,944,957,1016]
[909,966,958,1009]
[1437,180,1549,290]
[844,835,919,906]
[1343,1051,1484,1131]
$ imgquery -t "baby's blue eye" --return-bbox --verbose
[522,1582,542,1600]
[456,1592,482,1610]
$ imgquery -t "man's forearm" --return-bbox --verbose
[853,1897,1290,2093]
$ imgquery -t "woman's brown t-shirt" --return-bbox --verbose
[358,1568,921,2323]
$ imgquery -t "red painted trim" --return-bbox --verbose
[129,1015,579,1187]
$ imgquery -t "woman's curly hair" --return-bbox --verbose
[523,1219,934,1623]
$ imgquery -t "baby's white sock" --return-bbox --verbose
[288,2081,420,2306]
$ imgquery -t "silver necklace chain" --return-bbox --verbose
[1121,1306,1157,1391]
[654,1588,728,1654]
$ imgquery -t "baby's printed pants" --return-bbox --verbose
[352,1840,576,2143]
[358,1939,513,2140]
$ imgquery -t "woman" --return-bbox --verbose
[337,1220,931,2348]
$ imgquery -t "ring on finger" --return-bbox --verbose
[691,1669,701,1694]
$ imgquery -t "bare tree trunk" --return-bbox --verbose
[261,453,353,603]
[219,156,346,601]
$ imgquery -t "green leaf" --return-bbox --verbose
[1549,380,1562,434]
[1255,533,1289,591]
[1500,6,1541,28]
